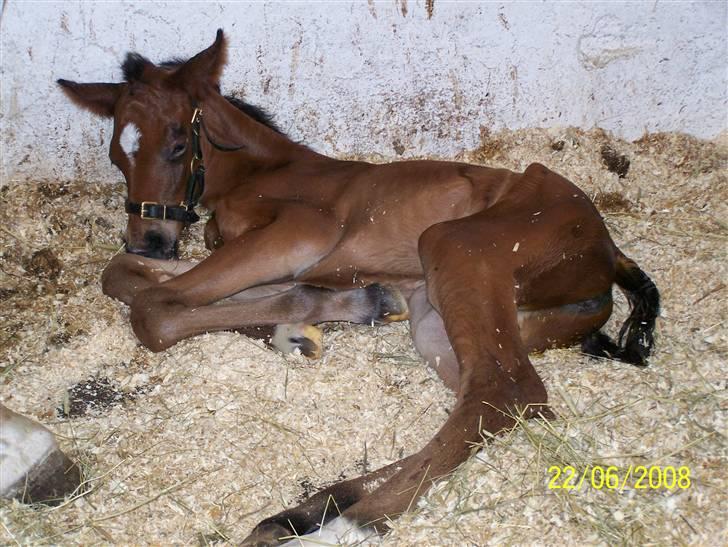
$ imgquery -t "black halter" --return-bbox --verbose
[124,108,206,224]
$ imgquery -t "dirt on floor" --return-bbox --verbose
[0,127,726,546]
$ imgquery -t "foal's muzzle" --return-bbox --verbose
[125,230,179,260]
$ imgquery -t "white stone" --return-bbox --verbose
[0,409,57,495]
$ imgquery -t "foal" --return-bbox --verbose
[58,30,659,545]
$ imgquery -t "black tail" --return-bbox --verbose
[582,253,660,366]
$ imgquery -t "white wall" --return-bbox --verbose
[1,1,726,183]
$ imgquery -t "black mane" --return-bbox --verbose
[223,95,283,135]
[122,53,152,82]
[120,53,284,135]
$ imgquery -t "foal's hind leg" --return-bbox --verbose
[243,456,416,545]
[519,293,613,353]
[243,223,552,546]
[244,280,525,546]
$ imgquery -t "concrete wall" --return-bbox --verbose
[1,1,726,183]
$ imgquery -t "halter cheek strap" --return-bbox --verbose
[124,108,205,224]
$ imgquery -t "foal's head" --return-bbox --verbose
[58,31,228,259]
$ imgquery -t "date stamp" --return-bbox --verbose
[548,465,691,491]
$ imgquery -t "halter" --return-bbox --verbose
[124,107,247,224]
[124,108,206,224]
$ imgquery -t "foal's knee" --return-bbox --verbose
[101,254,141,303]
[100,262,123,299]
[130,287,183,352]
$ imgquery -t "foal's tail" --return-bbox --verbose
[582,251,660,366]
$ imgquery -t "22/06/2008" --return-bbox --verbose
[548,465,691,491]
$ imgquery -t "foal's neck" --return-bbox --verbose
[199,92,308,161]
[197,92,316,209]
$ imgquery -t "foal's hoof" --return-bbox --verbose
[367,284,409,323]
[0,405,83,505]
[271,323,323,359]
[241,522,293,547]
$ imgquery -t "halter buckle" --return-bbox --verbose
[140,201,165,220]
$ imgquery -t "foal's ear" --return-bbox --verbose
[172,29,228,90]
[57,79,123,118]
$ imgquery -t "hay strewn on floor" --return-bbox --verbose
[1,128,726,546]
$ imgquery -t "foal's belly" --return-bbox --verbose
[297,240,425,291]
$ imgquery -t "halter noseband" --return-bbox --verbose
[124,108,206,224]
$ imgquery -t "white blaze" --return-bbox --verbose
[119,123,141,163]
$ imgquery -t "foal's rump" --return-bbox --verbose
[484,162,660,365]
[512,164,660,365]
[419,162,658,366]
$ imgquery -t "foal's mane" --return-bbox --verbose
[121,53,284,135]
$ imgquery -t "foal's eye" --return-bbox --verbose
[168,142,187,161]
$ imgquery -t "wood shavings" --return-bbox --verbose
[1,128,726,545]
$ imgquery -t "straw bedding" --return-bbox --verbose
[0,128,725,545]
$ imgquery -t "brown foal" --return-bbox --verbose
[58,30,659,545]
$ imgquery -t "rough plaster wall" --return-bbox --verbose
[0,1,726,183]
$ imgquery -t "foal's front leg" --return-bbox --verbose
[128,203,409,351]
[101,253,197,305]
[103,253,407,355]
[142,281,407,353]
